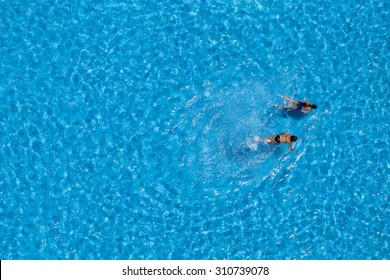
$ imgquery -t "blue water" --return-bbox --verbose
[1,0,389,259]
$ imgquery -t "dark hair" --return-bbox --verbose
[291,135,298,142]
[311,104,317,109]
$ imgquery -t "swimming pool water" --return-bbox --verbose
[0,0,389,259]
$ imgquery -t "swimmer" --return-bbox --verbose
[276,94,317,114]
[262,132,298,151]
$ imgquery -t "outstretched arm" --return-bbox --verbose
[288,143,296,152]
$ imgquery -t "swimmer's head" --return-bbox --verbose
[291,135,298,142]
[311,104,317,109]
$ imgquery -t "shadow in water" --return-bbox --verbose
[278,109,306,120]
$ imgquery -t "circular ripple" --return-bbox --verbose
[165,80,299,196]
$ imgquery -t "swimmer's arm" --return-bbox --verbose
[301,105,311,113]
[288,143,296,152]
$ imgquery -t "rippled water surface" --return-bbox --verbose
[1,0,389,259]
